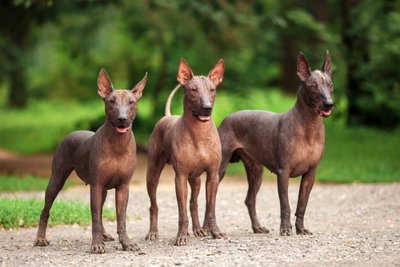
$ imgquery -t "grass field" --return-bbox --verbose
[0,197,115,229]
[225,125,400,183]
[0,90,399,183]
[0,175,74,192]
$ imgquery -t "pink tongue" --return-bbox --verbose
[320,110,332,116]
[198,115,211,121]
[116,127,129,133]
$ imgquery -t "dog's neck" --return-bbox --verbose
[102,119,133,148]
[292,86,324,133]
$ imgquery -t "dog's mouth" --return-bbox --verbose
[317,108,333,117]
[111,122,132,134]
[191,109,212,122]
[116,126,131,133]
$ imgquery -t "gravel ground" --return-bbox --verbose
[1,179,399,267]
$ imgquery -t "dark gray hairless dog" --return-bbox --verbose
[218,52,334,236]
[34,69,147,253]
[145,59,227,246]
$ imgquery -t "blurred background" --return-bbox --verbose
[0,0,399,186]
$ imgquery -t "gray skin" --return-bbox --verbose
[34,69,148,254]
[218,52,334,236]
[145,59,228,246]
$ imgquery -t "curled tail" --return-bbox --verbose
[165,84,181,116]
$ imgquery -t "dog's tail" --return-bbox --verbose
[165,84,181,116]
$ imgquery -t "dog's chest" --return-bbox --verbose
[170,134,221,173]
[287,134,325,177]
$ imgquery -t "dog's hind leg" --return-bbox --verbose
[145,150,167,241]
[240,150,269,234]
[189,176,207,237]
[34,148,73,246]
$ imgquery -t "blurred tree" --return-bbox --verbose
[341,0,400,127]
[0,0,54,108]
[2,0,398,129]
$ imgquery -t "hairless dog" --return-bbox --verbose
[145,59,227,246]
[218,52,334,236]
[34,69,147,253]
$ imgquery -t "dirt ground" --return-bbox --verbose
[0,150,399,266]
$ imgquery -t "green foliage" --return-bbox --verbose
[0,175,73,192]
[0,197,116,229]
[346,0,400,127]
[1,0,399,128]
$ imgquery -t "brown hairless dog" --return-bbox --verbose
[218,52,334,236]
[34,69,148,253]
[145,59,228,246]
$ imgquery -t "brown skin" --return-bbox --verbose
[218,52,334,236]
[34,69,148,254]
[145,59,227,246]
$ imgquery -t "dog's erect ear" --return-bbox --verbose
[97,68,114,99]
[177,58,193,86]
[297,52,311,82]
[131,72,148,100]
[321,50,332,76]
[208,59,224,86]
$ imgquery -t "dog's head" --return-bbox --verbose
[97,68,147,134]
[177,58,224,122]
[297,51,334,117]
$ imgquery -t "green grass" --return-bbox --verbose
[318,126,400,183]
[225,125,400,183]
[0,197,116,229]
[1,90,399,183]
[0,100,103,153]
[0,175,73,192]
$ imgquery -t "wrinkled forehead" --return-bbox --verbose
[310,70,331,85]
[186,76,215,90]
[110,90,136,101]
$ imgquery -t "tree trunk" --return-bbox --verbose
[340,0,369,126]
[279,0,300,94]
[1,2,30,108]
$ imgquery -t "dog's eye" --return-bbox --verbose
[129,100,135,105]
[191,88,198,92]
[210,88,215,92]
[109,99,116,104]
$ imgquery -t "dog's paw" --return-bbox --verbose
[174,235,188,246]
[123,243,140,252]
[211,230,229,240]
[145,232,159,240]
[279,228,292,236]
[193,228,208,237]
[296,228,313,235]
[102,233,115,242]
[252,226,270,234]
[91,242,106,254]
[34,237,49,247]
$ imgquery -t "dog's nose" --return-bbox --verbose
[202,105,212,113]
[323,100,334,109]
[118,116,127,123]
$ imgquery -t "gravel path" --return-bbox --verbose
[1,180,399,266]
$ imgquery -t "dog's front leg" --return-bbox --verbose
[277,170,292,236]
[189,176,207,237]
[116,184,139,251]
[204,171,228,240]
[174,173,189,246]
[90,185,106,254]
[295,168,316,235]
